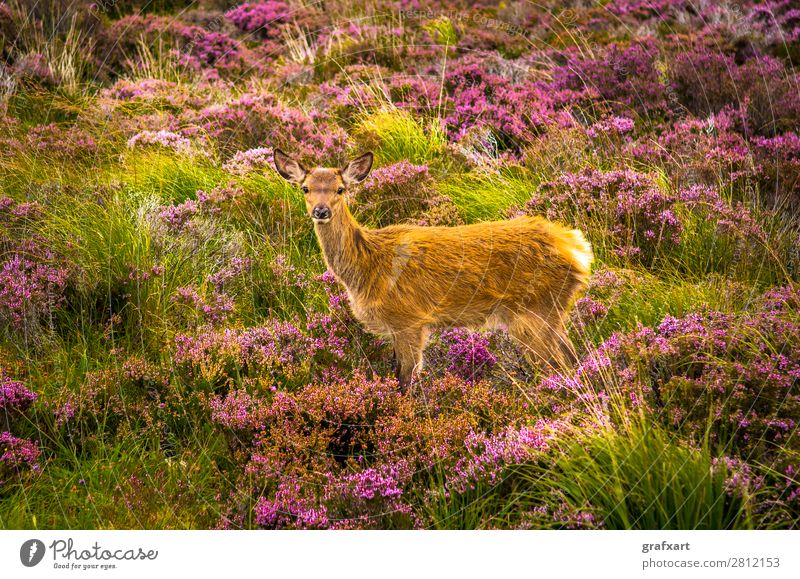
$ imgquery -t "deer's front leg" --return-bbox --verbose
[392,326,429,391]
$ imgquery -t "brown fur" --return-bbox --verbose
[274,150,594,388]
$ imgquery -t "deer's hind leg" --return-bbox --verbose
[508,310,576,374]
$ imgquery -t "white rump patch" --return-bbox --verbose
[568,229,594,272]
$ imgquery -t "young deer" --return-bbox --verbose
[274,150,593,389]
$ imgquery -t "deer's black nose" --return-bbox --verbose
[312,205,331,220]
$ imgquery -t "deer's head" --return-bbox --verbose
[273,150,373,224]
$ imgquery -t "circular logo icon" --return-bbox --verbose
[20,539,46,567]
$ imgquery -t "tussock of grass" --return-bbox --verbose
[519,419,753,530]
[436,167,536,222]
[116,151,226,204]
[354,108,447,165]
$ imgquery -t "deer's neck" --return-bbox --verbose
[314,207,373,294]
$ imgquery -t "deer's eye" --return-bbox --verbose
[302,186,309,193]
[337,187,345,194]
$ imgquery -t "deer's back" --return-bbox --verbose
[352,216,592,331]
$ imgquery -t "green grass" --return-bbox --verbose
[574,269,766,350]
[355,108,447,165]
[517,418,754,530]
[114,151,227,204]
[436,167,537,222]
[0,437,223,529]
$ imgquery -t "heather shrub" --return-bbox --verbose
[523,168,766,273]
[0,4,17,62]
[0,373,36,438]
[216,371,550,529]
[748,0,800,60]
[0,197,69,340]
[524,169,680,266]
[669,51,800,136]
[225,2,292,40]
[92,0,195,18]
[752,132,800,207]
[437,57,554,151]
[386,75,443,118]
[180,92,349,160]
[354,160,432,226]
[569,267,766,348]
[552,40,667,118]
[24,123,98,161]
[641,110,751,187]
[607,0,690,21]
[173,315,351,388]
[669,50,741,119]
[0,373,35,407]
[424,328,498,383]
[554,287,800,470]
[96,14,258,81]
[1,431,40,488]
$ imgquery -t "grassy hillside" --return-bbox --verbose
[0,0,798,529]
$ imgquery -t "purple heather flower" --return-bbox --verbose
[127,130,195,156]
[439,328,497,382]
[0,431,41,483]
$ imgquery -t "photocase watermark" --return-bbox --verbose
[398,8,526,38]
[20,539,46,567]
[19,538,158,571]
[0,66,17,107]
[88,0,120,14]
[179,14,225,60]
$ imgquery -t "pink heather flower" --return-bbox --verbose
[440,328,497,382]
[225,2,291,39]
[53,400,75,428]
[159,199,199,232]
[209,390,265,431]
[340,466,405,500]
[362,161,429,192]
[552,39,667,116]
[25,124,97,159]
[173,307,350,380]
[270,254,309,290]
[448,422,556,493]
[554,502,601,529]
[575,296,609,320]
[222,147,274,175]
[254,480,329,529]
[207,257,252,289]
[0,376,36,412]
[753,132,800,158]
[173,286,234,326]
[608,0,688,19]
[196,184,244,211]
[127,130,195,156]
[0,253,69,330]
[12,53,57,85]
[711,456,765,499]
[586,115,635,138]
[1,431,41,484]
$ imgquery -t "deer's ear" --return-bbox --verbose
[341,152,373,185]
[274,149,307,183]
